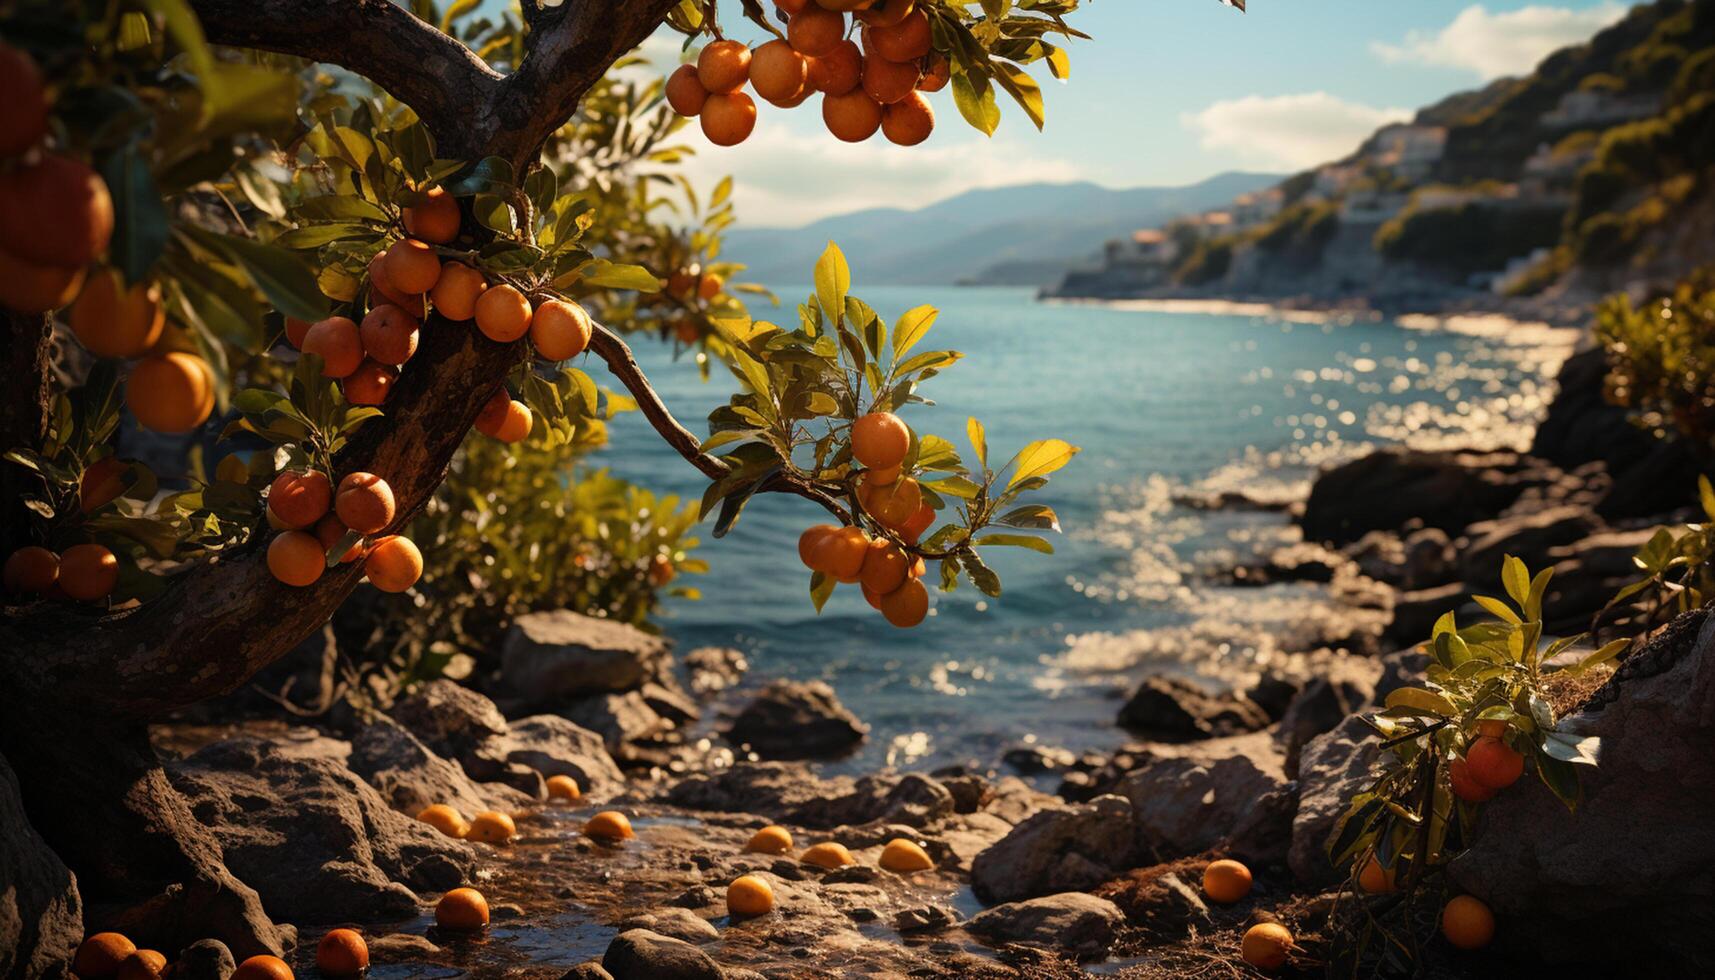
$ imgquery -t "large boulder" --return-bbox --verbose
[1457,505,1601,584]
[1117,675,1270,740]
[600,929,722,980]
[389,679,508,759]
[467,714,625,798]
[965,892,1125,959]
[1279,657,1381,776]
[725,680,868,759]
[969,796,1138,904]
[346,718,526,817]
[1449,609,1715,970]
[501,611,670,708]
[168,738,476,923]
[1288,715,1381,886]
[0,751,82,980]
[1117,731,1295,865]
[1301,449,1555,545]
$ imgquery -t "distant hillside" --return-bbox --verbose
[721,173,1281,287]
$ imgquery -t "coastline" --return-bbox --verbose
[1038,290,1595,338]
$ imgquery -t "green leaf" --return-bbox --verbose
[578,259,662,292]
[1383,687,1459,718]
[973,533,1053,554]
[102,143,169,283]
[1700,475,1715,522]
[179,226,327,322]
[951,71,1000,136]
[963,549,1002,596]
[1007,439,1079,489]
[1473,594,1524,626]
[993,62,1046,131]
[1562,638,1628,675]
[892,305,937,361]
[814,242,850,326]
[1541,730,1601,766]
[809,571,835,613]
[1501,555,1530,606]
[967,417,988,469]
[995,504,1060,532]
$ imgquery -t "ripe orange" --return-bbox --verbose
[751,40,809,103]
[80,457,128,512]
[798,525,839,569]
[417,804,469,838]
[490,399,533,443]
[436,887,489,930]
[73,933,137,979]
[851,411,910,468]
[430,261,486,320]
[745,825,794,854]
[364,535,423,593]
[546,774,582,801]
[0,154,114,268]
[1202,858,1253,904]
[1358,855,1397,894]
[474,283,533,342]
[667,269,698,299]
[701,92,757,146]
[1240,922,1293,971]
[869,9,931,61]
[301,316,364,378]
[859,538,910,595]
[649,554,676,586]
[3,546,58,594]
[314,514,365,564]
[789,4,845,58]
[823,90,883,142]
[284,316,312,348]
[861,583,883,609]
[697,39,752,94]
[584,810,636,841]
[799,841,855,869]
[917,52,949,92]
[697,273,723,301]
[359,304,420,365]
[878,577,928,627]
[1448,755,1496,803]
[382,238,441,294]
[0,248,84,314]
[69,269,165,358]
[115,949,167,980]
[1474,719,1509,739]
[879,838,933,873]
[367,251,424,316]
[882,91,934,146]
[674,319,700,343]
[899,502,935,545]
[404,186,460,244]
[726,874,775,918]
[343,360,398,406]
[335,472,395,535]
[0,43,49,156]
[1440,895,1495,950]
[229,955,292,980]
[857,0,916,29]
[809,526,869,580]
[127,352,214,433]
[59,544,117,601]
[531,298,594,361]
[864,477,921,527]
[315,929,369,977]
[807,40,863,95]
[268,530,325,587]
[763,79,812,109]
[474,387,512,436]
[1466,736,1523,790]
[862,54,919,105]
[467,810,516,844]
[666,63,709,116]
[268,469,332,529]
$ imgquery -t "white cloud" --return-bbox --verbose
[1180,93,1411,171]
[1372,4,1626,79]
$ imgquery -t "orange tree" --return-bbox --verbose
[0,0,1177,960]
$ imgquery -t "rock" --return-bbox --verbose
[1116,675,1270,741]
[1375,648,1429,700]
[1094,861,1214,943]
[965,892,1125,959]
[1288,715,1380,886]
[1245,674,1304,721]
[895,905,960,932]
[0,752,82,980]
[467,715,625,798]
[1543,528,1659,629]
[502,611,670,708]
[367,933,441,963]
[1241,541,1353,585]
[616,907,719,944]
[1383,581,1469,649]
[1345,528,1455,590]
[1458,505,1602,583]
[792,773,954,830]
[346,718,521,817]
[726,680,868,759]
[167,738,476,923]
[1117,731,1295,865]
[601,929,722,980]
[970,796,1138,903]
[390,679,509,758]
[1448,609,1715,970]
[1001,743,1076,773]
[639,682,701,727]
[559,964,615,980]
[1279,657,1381,776]
[173,939,235,980]
[561,690,675,750]
[939,774,994,814]
[1301,449,1556,545]
[662,763,952,830]
[682,647,748,698]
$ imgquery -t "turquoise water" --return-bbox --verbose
[599,287,1575,771]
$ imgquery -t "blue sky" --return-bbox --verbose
[646,1,1627,226]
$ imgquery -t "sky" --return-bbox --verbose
[630,0,1629,227]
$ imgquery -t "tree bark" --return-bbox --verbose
[0,312,55,555]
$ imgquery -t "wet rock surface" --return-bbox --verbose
[725,680,869,759]
[0,750,82,980]
[965,892,1125,959]
[1116,675,1271,740]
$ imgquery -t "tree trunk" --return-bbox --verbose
[0,312,55,555]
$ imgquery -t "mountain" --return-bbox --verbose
[720,173,1282,287]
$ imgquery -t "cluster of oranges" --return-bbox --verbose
[0,456,137,604]
[1447,720,1525,803]
[797,411,935,627]
[666,0,942,146]
[262,467,422,592]
[0,43,215,435]
[71,929,368,980]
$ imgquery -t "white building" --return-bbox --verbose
[1230,188,1285,229]
[1541,89,1660,129]
[1371,124,1448,180]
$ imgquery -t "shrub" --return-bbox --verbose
[1595,267,1715,454]
[1374,198,1565,275]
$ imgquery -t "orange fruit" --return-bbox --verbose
[1201,858,1252,904]
[474,283,532,342]
[869,9,930,61]
[430,261,486,321]
[674,319,700,343]
[861,583,883,609]
[1448,755,1496,803]
[342,360,398,406]
[860,0,916,27]
[335,471,395,535]
[701,92,757,146]
[1240,922,1293,971]
[882,91,934,146]
[799,842,855,869]
[73,933,135,978]
[648,554,675,586]
[799,525,840,569]
[417,804,469,839]
[807,40,862,95]
[436,887,489,930]
[751,40,809,103]
[584,810,635,841]
[382,238,441,294]
[823,90,883,142]
[0,248,84,313]
[1474,719,1509,739]
[697,274,722,301]
[301,316,364,378]
[777,0,808,11]
[726,875,775,918]
[788,4,845,58]
[489,399,533,443]
[0,43,49,156]
[314,514,364,564]
[359,303,420,365]
[314,929,369,976]
[268,469,332,529]
[403,186,460,244]
[230,955,292,980]
[864,477,921,527]
[80,457,129,512]
[3,546,58,594]
[1440,895,1495,950]
[59,543,118,601]
[667,269,698,299]
[917,52,949,92]
[0,154,113,268]
[666,63,709,116]
[697,39,751,94]
[899,502,935,545]
[1466,736,1523,790]
[745,825,794,854]
[531,298,594,361]
[69,269,165,358]
[364,535,422,593]
[809,526,869,580]
[862,54,919,105]
[878,577,928,628]
[467,810,516,844]
[474,387,512,436]
[268,530,325,587]
[859,538,910,594]
[115,950,167,980]
[852,411,909,468]
[546,774,582,801]
[127,352,213,433]
[879,839,933,872]
[284,316,313,348]
[1358,855,1396,894]
[367,251,424,316]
